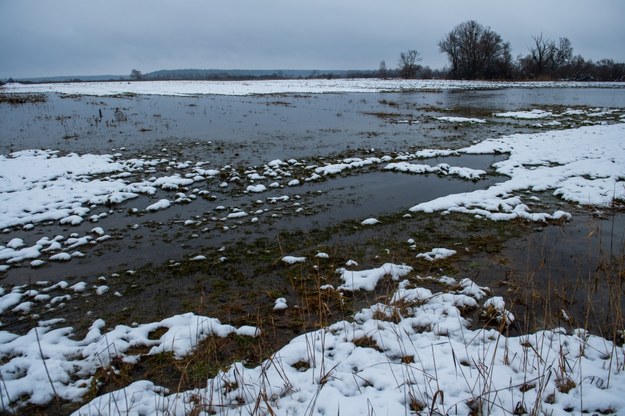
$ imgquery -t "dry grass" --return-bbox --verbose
[0,93,46,104]
[12,210,625,415]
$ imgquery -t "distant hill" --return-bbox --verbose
[11,69,378,84]
[144,69,376,80]
[14,75,129,83]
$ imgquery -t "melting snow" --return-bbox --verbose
[416,247,457,261]
[437,116,486,123]
[46,268,623,416]
[1,82,624,414]
[337,263,413,291]
[0,313,260,409]
[5,79,624,96]
[494,109,553,119]
[411,123,625,218]
[273,298,288,311]
[282,256,306,264]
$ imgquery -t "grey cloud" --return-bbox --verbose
[1,0,623,78]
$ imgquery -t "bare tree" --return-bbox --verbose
[552,37,573,70]
[496,42,515,79]
[130,69,143,81]
[398,50,422,79]
[527,34,573,78]
[378,60,388,79]
[438,21,509,79]
[528,33,555,75]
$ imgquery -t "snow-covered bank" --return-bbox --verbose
[3,79,625,96]
[0,149,158,230]
[410,123,625,219]
[2,264,623,415]
[64,270,625,416]
[0,313,259,408]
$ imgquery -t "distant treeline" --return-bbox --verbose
[3,69,383,85]
[139,68,451,81]
[392,21,625,82]
[141,69,380,81]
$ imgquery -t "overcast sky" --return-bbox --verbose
[1,0,624,78]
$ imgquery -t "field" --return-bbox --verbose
[1,79,624,415]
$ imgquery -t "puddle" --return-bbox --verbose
[465,208,625,334]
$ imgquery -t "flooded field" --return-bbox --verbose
[1,87,623,276]
[1,84,624,322]
[1,81,624,414]
[4,87,625,157]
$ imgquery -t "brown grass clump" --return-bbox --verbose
[0,93,46,104]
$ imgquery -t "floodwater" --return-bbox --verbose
[440,87,625,109]
[2,88,624,159]
[0,86,624,329]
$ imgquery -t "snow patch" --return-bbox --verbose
[145,199,171,211]
[281,256,306,265]
[416,248,457,261]
[337,263,412,292]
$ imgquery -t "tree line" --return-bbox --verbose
[392,20,624,81]
[128,68,377,82]
[131,21,623,83]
